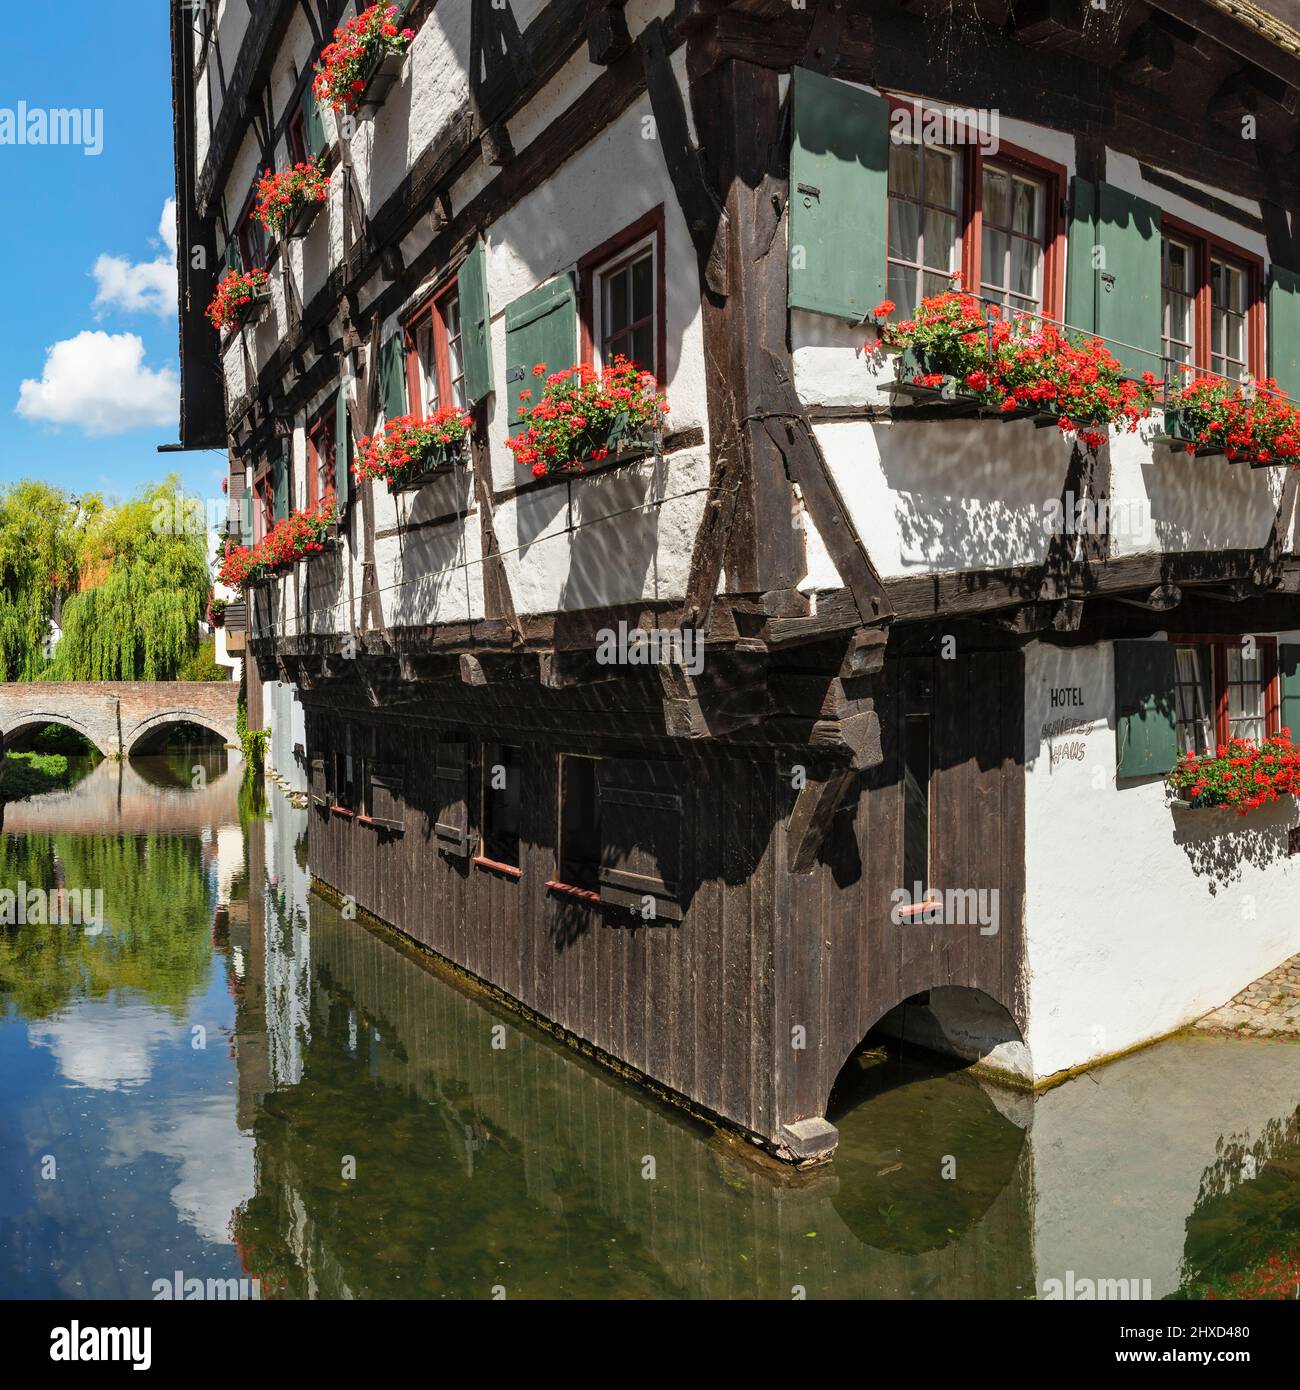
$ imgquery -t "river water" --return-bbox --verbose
[0,751,1297,1300]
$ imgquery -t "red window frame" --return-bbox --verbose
[403,280,463,416]
[1159,214,1265,382]
[1172,634,1278,750]
[253,466,274,542]
[287,105,308,167]
[306,403,335,506]
[883,100,1067,323]
[578,205,667,385]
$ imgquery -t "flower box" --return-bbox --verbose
[283,193,323,241]
[505,359,669,480]
[356,49,406,119]
[230,287,270,333]
[312,5,416,117]
[386,441,469,493]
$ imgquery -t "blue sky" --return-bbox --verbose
[0,1,222,506]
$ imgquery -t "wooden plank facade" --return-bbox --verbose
[172,0,1300,1160]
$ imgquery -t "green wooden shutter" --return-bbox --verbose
[1278,644,1300,739]
[1065,176,1097,336]
[1267,267,1300,401]
[272,445,290,523]
[458,238,493,405]
[788,66,889,321]
[1114,640,1178,779]
[224,237,242,273]
[504,276,577,435]
[301,84,328,160]
[334,388,351,511]
[1094,182,1162,380]
[379,334,408,422]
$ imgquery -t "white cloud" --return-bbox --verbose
[90,198,178,317]
[16,331,178,435]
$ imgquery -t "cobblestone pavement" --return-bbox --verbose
[1194,954,1300,1038]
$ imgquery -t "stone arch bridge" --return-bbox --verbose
[0,681,239,759]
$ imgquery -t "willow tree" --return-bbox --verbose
[48,478,210,681]
[0,481,82,680]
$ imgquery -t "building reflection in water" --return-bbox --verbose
[3,759,1300,1300]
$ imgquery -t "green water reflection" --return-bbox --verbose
[1,763,1299,1299]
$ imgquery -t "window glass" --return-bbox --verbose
[1174,645,1214,755]
[558,755,600,890]
[599,247,655,375]
[980,164,1044,314]
[443,295,466,408]
[1161,237,1195,372]
[1211,257,1248,381]
[886,139,962,318]
[1226,644,1265,742]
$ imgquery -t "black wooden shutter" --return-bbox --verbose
[1114,640,1179,779]
[788,66,889,321]
[433,741,471,855]
[368,763,406,833]
[595,759,686,921]
[310,755,329,808]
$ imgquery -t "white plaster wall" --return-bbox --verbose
[1023,635,1300,1081]
[265,677,306,794]
[813,417,1064,577]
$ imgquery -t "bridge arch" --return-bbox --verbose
[0,681,239,761]
[2,714,113,759]
[124,709,238,756]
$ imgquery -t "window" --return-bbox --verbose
[404,288,465,415]
[1172,637,1277,754]
[884,122,1061,324]
[1161,236,1195,371]
[557,754,600,891]
[1210,255,1249,381]
[579,207,666,384]
[307,406,334,506]
[979,163,1046,315]
[597,242,655,371]
[238,187,269,272]
[1158,224,1262,382]
[888,140,962,319]
[287,105,308,167]
[480,742,521,870]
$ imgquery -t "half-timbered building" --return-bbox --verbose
[171,0,1300,1161]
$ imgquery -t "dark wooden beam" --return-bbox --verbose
[786,767,855,874]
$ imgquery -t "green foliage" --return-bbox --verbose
[0,481,82,680]
[177,636,229,682]
[0,832,213,1020]
[46,478,210,682]
[0,751,93,800]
